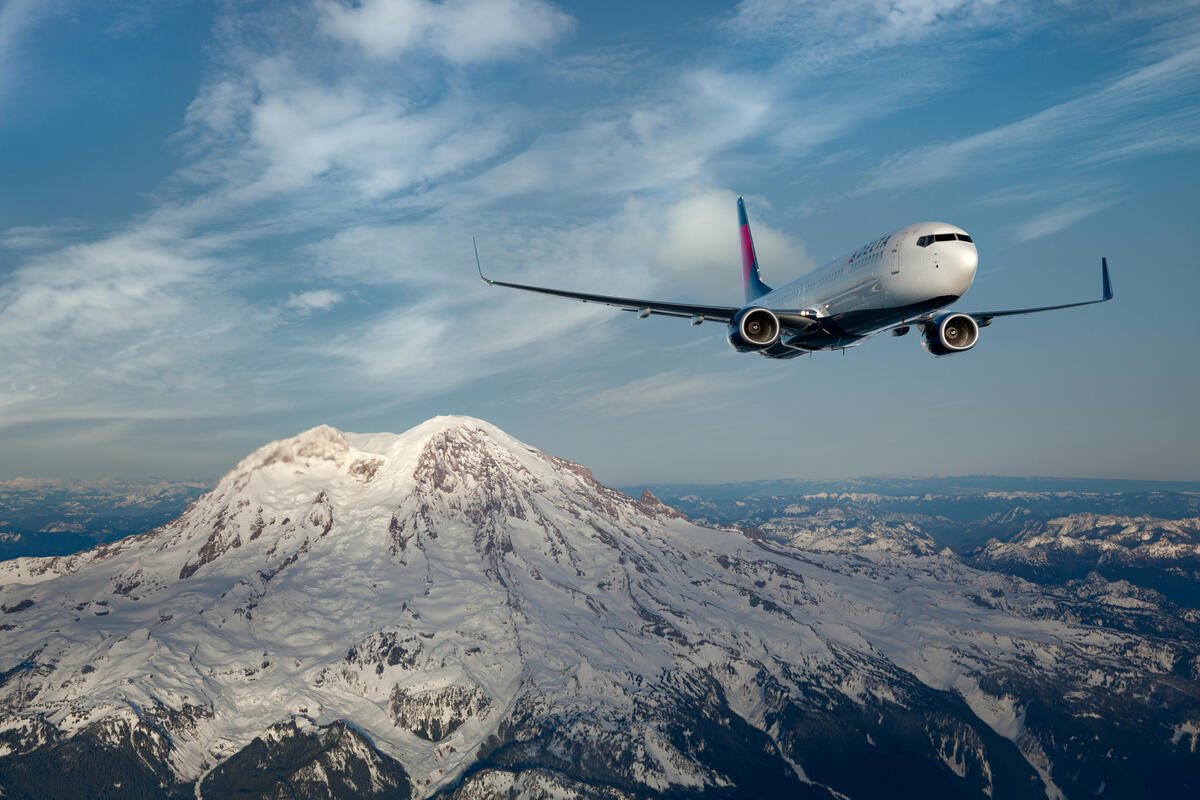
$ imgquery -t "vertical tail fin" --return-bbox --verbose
[738,197,772,303]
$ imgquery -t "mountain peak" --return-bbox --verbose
[241,424,351,472]
[218,416,520,496]
[147,415,652,588]
[400,414,505,439]
[3,417,1198,799]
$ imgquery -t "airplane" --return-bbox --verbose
[475,198,1112,359]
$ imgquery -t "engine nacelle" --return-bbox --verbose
[727,307,781,352]
[921,312,979,356]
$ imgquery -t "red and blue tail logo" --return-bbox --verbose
[738,197,772,303]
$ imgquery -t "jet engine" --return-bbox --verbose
[727,307,781,352]
[921,312,979,356]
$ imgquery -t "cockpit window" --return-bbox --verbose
[917,232,973,246]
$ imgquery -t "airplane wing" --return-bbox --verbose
[474,240,740,324]
[965,258,1113,324]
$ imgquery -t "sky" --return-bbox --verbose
[1,0,1198,485]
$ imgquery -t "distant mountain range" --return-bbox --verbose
[1,419,1197,798]
[639,482,1200,608]
[6,472,1197,563]
[0,478,210,561]
[633,477,1200,547]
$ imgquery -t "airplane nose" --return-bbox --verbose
[947,245,977,296]
[962,245,978,276]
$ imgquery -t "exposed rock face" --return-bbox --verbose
[0,416,1197,798]
[0,712,192,800]
[390,685,492,741]
[199,719,410,800]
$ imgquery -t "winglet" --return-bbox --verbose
[737,197,772,304]
[474,237,493,285]
[1101,257,1112,301]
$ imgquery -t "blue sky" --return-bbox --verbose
[1,0,1198,484]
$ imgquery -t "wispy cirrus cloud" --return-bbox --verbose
[318,0,574,64]
[863,24,1200,193]
[0,220,281,428]
[1011,196,1122,243]
[176,64,527,207]
[457,67,775,207]
[0,223,85,252]
[0,0,48,107]
[1079,105,1200,165]
[729,0,1038,68]
[0,225,213,344]
[578,368,781,418]
[286,289,344,314]
[972,180,1124,243]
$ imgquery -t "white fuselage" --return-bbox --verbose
[755,222,979,345]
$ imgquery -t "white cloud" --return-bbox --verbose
[311,288,612,396]
[172,54,530,215]
[462,67,773,206]
[0,224,84,251]
[652,190,812,296]
[319,0,573,64]
[0,219,282,429]
[304,222,474,286]
[1011,197,1120,243]
[179,78,255,157]
[0,225,210,342]
[286,289,344,314]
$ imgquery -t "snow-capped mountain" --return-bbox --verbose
[975,513,1200,569]
[640,481,1200,555]
[970,514,1200,608]
[1,417,1198,798]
